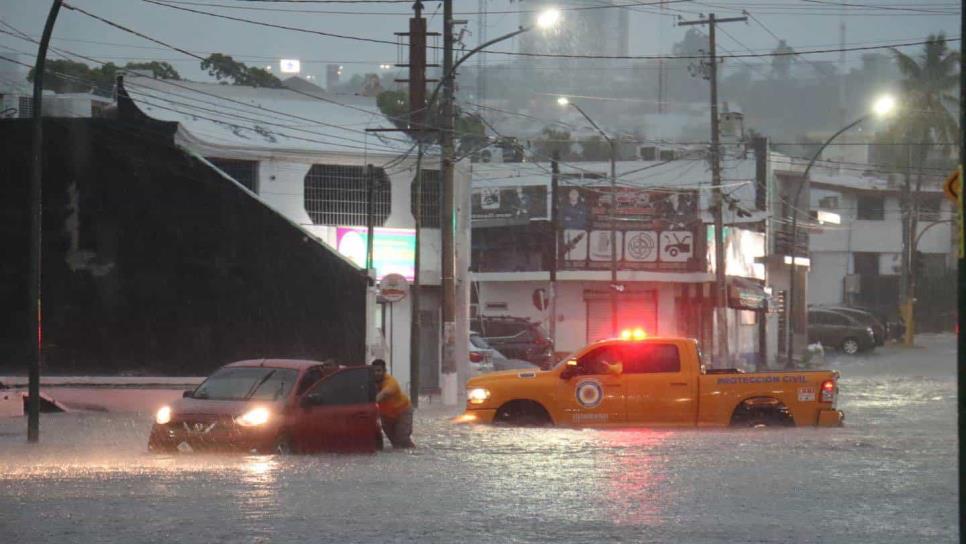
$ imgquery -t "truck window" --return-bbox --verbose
[576,346,622,375]
[624,344,681,374]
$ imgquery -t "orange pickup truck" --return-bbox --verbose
[460,336,844,428]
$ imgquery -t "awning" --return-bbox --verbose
[728,276,767,311]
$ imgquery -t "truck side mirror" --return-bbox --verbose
[182,390,194,398]
[606,362,623,376]
[299,395,317,409]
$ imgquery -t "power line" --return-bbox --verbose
[62,3,206,60]
[120,1,963,60]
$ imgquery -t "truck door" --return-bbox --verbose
[623,343,697,426]
[555,345,626,426]
[291,367,379,453]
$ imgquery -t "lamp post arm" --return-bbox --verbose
[419,26,529,132]
[569,102,613,147]
[785,113,867,367]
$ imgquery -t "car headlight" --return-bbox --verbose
[866,326,875,337]
[155,405,172,425]
[235,407,271,427]
[467,388,491,405]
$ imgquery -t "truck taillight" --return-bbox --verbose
[469,351,484,363]
[820,380,836,403]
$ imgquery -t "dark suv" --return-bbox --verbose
[807,308,877,355]
[469,316,554,369]
[812,306,886,346]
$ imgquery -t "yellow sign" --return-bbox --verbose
[944,168,960,202]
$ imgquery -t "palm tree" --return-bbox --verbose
[885,34,959,343]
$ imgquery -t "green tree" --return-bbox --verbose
[200,53,281,88]
[579,135,612,161]
[880,33,959,342]
[28,59,117,96]
[532,127,573,161]
[125,61,181,80]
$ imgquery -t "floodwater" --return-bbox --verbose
[0,335,957,543]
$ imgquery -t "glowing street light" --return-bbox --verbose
[872,94,897,118]
[535,8,562,30]
[556,96,569,107]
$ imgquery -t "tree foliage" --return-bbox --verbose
[200,53,282,88]
[28,59,182,97]
[532,127,573,160]
[375,89,489,156]
[124,61,181,80]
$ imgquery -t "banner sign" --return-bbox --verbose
[336,227,415,280]
[471,185,548,227]
[559,184,704,271]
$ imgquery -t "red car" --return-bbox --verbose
[148,359,381,454]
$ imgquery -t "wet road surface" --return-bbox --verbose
[0,336,957,543]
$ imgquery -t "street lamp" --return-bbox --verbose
[785,94,897,366]
[558,96,619,337]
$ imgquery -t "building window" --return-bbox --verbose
[818,195,839,210]
[304,164,391,226]
[206,158,259,193]
[18,96,32,118]
[411,169,441,228]
[856,194,884,220]
[853,252,879,277]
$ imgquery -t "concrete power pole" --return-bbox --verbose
[440,0,459,403]
[678,13,745,366]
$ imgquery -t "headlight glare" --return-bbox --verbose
[236,407,271,427]
[155,405,172,425]
[467,388,491,405]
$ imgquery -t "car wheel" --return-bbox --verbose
[840,337,861,355]
[375,431,384,451]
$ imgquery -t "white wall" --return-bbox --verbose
[475,280,690,354]
[808,252,848,305]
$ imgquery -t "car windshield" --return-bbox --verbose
[470,333,492,349]
[192,367,298,401]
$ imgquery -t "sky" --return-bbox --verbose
[0,0,960,85]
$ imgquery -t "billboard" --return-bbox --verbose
[471,185,548,227]
[336,227,415,280]
[559,184,704,272]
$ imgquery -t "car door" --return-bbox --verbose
[808,311,834,346]
[554,345,626,426]
[290,367,379,453]
[622,343,696,426]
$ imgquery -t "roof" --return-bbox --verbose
[120,73,412,158]
[224,359,327,370]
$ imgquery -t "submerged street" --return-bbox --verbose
[0,335,957,543]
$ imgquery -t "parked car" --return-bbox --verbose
[807,309,877,355]
[812,305,886,346]
[469,332,496,375]
[148,359,381,454]
[470,316,554,368]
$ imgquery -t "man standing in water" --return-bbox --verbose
[370,359,415,448]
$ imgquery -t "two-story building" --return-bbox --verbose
[469,141,781,368]
[806,165,956,330]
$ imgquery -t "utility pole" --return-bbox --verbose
[956,0,964,530]
[440,0,458,399]
[393,0,436,406]
[678,12,745,367]
[548,151,560,351]
[28,0,64,443]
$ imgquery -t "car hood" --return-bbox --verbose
[467,368,547,387]
[169,397,284,417]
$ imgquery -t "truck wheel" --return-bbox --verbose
[494,400,552,427]
[840,337,861,355]
[730,399,794,428]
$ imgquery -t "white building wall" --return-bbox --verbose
[808,252,848,305]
